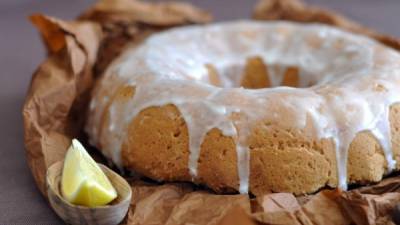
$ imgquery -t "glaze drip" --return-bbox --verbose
[86,20,400,194]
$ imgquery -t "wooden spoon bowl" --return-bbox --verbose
[46,161,131,225]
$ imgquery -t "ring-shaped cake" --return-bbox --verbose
[86,21,400,195]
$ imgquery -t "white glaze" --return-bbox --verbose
[85,20,400,193]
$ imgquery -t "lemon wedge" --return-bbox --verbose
[61,139,117,207]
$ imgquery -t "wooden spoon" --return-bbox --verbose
[46,161,131,225]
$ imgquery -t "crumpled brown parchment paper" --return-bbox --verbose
[23,0,400,224]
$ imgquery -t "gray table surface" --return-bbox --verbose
[1,0,399,224]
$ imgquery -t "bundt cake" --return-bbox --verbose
[86,20,400,195]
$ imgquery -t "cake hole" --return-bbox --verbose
[269,143,274,148]
[173,130,181,137]
[204,56,317,89]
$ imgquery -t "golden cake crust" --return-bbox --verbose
[109,84,400,195]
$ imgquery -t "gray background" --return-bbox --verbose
[0,0,399,224]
